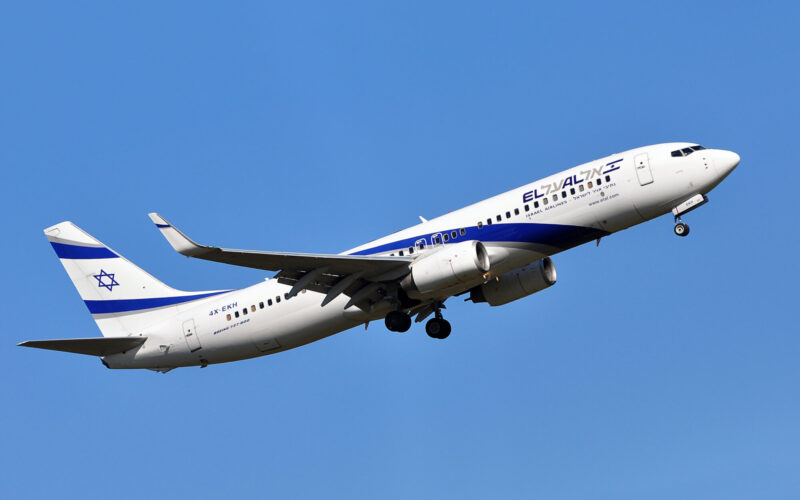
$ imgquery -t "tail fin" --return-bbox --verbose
[45,221,230,337]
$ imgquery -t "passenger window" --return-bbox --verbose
[251,305,256,312]
[235,311,239,318]
[514,208,520,215]
[496,215,502,222]
[408,247,414,254]
[226,314,231,321]
[553,194,558,201]
[443,234,449,242]
[588,181,593,188]
[561,191,566,198]
[524,204,529,212]
[579,184,584,192]
[434,236,441,244]
[505,211,510,219]
[242,308,247,315]
[570,188,575,195]
[451,231,457,238]
[597,178,602,186]
[268,299,273,306]
[543,197,549,205]
[487,219,493,225]
[477,221,483,229]
[605,175,610,182]
[276,296,281,303]
[399,250,404,256]
[259,302,264,309]
[534,201,539,208]
[284,293,289,300]
[459,228,466,236]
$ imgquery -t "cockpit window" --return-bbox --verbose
[671,145,706,157]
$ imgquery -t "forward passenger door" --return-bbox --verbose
[634,153,654,185]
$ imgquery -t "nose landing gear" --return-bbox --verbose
[672,194,707,237]
[674,218,690,237]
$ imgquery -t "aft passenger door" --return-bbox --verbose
[634,153,654,185]
[183,319,202,352]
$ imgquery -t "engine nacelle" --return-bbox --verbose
[470,258,557,306]
[402,240,490,296]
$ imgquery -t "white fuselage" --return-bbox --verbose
[104,142,739,371]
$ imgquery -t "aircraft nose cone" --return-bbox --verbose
[714,149,740,178]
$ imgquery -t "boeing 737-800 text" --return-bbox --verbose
[20,142,739,372]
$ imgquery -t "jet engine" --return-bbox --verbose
[401,240,490,296]
[469,258,557,306]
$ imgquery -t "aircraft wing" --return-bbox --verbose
[148,213,413,301]
[18,337,147,356]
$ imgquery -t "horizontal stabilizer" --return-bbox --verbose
[18,337,146,356]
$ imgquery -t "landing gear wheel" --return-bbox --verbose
[384,311,411,332]
[425,318,451,339]
[674,222,690,237]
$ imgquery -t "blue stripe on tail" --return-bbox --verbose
[51,242,119,259]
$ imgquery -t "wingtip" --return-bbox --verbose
[147,214,206,256]
[148,212,169,226]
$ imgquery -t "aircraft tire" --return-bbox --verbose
[426,318,451,339]
[385,311,411,332]
[674,222,690,237]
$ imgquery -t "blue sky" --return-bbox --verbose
[2,1,799,498]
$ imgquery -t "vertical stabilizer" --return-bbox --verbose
[45,221,230,337]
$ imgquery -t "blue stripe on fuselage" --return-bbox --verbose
[85,291,231,314]
[348,222,608,256]
[50,242,119,259]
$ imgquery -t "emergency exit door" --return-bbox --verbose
[183,319,202,352]
[634,153,654,185]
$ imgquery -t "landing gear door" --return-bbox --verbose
[634,153,654,186]
[183,319,202,352]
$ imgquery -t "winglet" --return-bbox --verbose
[148,213,210,257]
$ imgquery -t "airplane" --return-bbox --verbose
[19,142,739,372]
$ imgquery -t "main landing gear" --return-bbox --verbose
[384,310,411,333]
[673,215,690,237]
[383,304,451,339]
[425,308,451,340]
